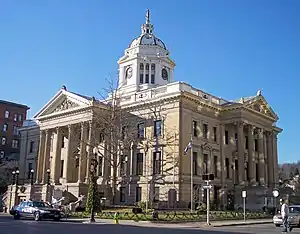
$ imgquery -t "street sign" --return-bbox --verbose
[203,185,212,189]
[242,190,247,198]
[273,190,279,198]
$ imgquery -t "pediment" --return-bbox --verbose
[34,88,92,119]
[244,96,278,120]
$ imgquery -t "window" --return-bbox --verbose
[99,132,104,143]
[137,123,145,138]
[50,137,54,152]
[120,187,126,202]
[225,130,229,144]
[145,74,149,83]
[255,163,259,182]
[140,74,144,84]
[193,152,198,175]
[213,127,217,142]
[203,154,208,174]
[2,124,8,132]
[1,137,6,145]
[235,133,238,146]
[151,74,155,84]
[120,155,127,175]
[135,187,142,202]
[61,137,65,148]
[154,120,162,137]
[60,160,64,177]
[29,141,34,153]
[136,153,143,175]
[254,139,258,151]
[13,126,18,135]
[4,111,9,118]
[245,136,248,149]
[146,63,149,70]
[192,120,198,137]
[154,187,159,202]
[0,151,4,159]
[12,139,19,148]
[153,151,161,175]
[214,156,218,178]
[234,160,238,183]
[121,126,127,140]
[18,114,23,122]
[225,158,229,179]
[203,124,208,139]
[13,114,17,121]
[98,157,103,176]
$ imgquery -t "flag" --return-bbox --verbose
[184,139,192,155]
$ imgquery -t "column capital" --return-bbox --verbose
[258,128,264,139]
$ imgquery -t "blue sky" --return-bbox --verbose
[0,1,299,163]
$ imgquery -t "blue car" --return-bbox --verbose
[10,200,62,221]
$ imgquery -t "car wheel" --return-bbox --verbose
[275,224,280,227]
[13,211,20,220]
[34,212,41,221]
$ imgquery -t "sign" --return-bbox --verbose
[203,185,212,189]
[242,190,247,198]
[273,190,279,198]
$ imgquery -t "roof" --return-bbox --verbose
[0,100,29,110]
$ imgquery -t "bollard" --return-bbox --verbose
[114,212,120,224]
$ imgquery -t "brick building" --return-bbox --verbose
[0,100,29,160]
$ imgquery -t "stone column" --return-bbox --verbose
[263,132,268,186]
[64,125,74,183]
[258,129,265,185]
[36,130,46,183]
[85,121,93,182]
[247,125,255,184]
[53,127,62,184]
[237,122,245,184]
[272,132,279,185]
[42,130,51,184]
[220,124,225,187]
[267,132,274,187]
[78,122,88,183]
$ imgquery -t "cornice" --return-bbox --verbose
[181,93,221,112]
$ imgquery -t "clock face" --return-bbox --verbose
[162,68,168,80]
[126,67,133,79]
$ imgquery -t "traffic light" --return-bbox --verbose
[202,173,214,181]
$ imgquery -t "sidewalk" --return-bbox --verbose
[65,217,273,228]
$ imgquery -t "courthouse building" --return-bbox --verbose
[12,10,281,210]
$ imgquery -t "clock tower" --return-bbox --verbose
[117,10,175,93]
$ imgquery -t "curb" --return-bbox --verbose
[211,221,273,227]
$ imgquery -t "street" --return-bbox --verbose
[0,215,299,234]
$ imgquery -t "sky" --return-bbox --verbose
[0,0,299,163]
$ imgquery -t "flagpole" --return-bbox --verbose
[190,135,193,213]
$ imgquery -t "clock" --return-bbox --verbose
[162,68,168,80]
[126,67,133,79]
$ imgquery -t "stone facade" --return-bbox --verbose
[11,10,281,211]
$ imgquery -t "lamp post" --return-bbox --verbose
[46,169,51,185]
[89,147,98,223]
[15,170,20,186]
[30,169,35,185]
[9,171,16,211]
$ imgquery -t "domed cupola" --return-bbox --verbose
[129,10,167,50]
[117,10,175,93]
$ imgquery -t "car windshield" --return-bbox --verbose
[290,207,300,213]
[32,202,48,208]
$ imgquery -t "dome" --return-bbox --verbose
[129,34,167,50]
[128,9,167,50]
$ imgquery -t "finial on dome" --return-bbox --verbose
[256,90,262,96]
[146,9,150,24]
[61,85,67,90]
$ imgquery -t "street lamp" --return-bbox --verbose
[30,169,35,185]
[46,169,51,185]
[88,147,98,223]
[9,170,17,210]
[15,170,20,185]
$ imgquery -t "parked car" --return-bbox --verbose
[10,200,62,221]
[273,205,300,227]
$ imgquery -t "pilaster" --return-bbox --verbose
[258,129,265,185]
[65,125,74,183]
[78,122,88,183]
[272,132,279,185]
[267,131,274,186]
[237,121,245,184]
[220,124,225,187]
[247,125,255,184]
[53,127,62,184]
